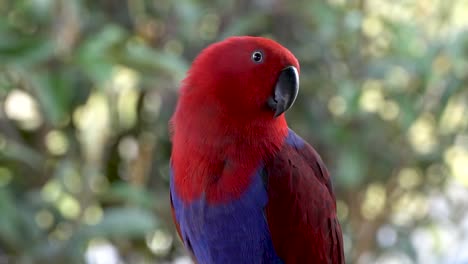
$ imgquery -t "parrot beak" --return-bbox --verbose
[268,66,299,118]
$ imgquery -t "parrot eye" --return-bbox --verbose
[251,51,263,63]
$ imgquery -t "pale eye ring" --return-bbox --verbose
[251,51,263,63]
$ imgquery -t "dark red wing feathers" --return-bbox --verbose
[265,131,344,264]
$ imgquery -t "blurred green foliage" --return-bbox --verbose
[1,0,468,263]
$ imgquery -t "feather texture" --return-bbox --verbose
[170,165,282,263]
[265,129,344,264]
[169,36,344,263]
[170,129,344,264]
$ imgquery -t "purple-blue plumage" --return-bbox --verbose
[170,165,282,264]
[285,128,305,148]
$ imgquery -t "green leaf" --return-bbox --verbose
[122,43,189,81]
[0,35,55,67]
[76,25,126,84]
[84,207,158,239]
[0,140,44,170]
[0,189,22,249]
[29,71,72,126]
[103,183,156,209]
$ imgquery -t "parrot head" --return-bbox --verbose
[182,36,300,120]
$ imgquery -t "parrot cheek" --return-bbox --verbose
[267,66,299,117]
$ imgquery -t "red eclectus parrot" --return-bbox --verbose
[169,36,344,264]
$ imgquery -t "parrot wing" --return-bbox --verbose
[264,129,345,264]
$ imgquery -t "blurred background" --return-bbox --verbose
[0,0,467,263]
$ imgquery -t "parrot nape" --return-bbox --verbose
[169,36,344,264]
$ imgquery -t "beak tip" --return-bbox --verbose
[273,109,283,118]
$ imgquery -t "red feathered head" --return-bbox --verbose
[180,36,300,120]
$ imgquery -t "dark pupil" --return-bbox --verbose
[253,52,262,62]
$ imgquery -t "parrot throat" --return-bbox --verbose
[171,101,288,204]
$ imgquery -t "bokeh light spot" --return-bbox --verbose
[361,183,386,220]
[439,97,467,134]
[57,194,81,219]
[5,89,42,130]
[146,229,173,256]
[379,100,400,121]
[116,79,139,130]
[408,113,438,154]
[398,167,422,189]
[359,79,384,113]
[362,16,383,38]
[41,179,63,202]
[444,145,468,186]
[328,96,347,116]
[45,130,69,155]
[84,204,103,225]
[377,225,397,248]
[35,209,54,229]
[86,239,121,264]
[118,136,139,161]
[73,92,110,163]
[392,192,428,226]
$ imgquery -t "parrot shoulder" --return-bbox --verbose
[264,129,345,264]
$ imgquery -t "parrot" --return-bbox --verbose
[169,36,344,264]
